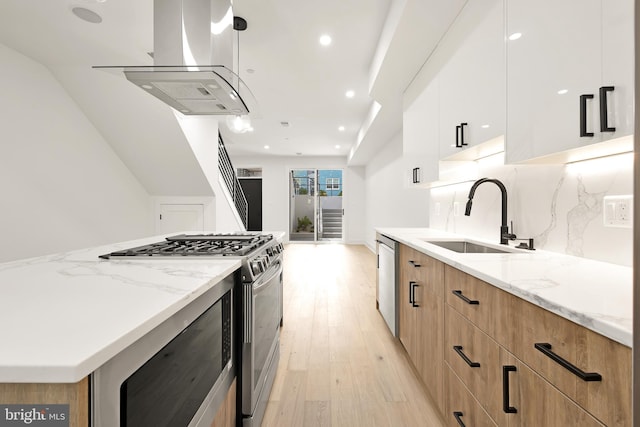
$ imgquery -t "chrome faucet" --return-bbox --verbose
[464,178,516,245]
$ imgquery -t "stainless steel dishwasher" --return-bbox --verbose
[376,233,399,336]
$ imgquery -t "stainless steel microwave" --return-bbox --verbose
[91,272,236,427]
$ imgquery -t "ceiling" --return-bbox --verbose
[0,0,464,167]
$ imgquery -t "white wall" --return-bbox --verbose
[0,43,152,262]
[230,155,366,243]
[364,132,429,250]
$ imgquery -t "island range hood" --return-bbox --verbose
[95,0,252,116]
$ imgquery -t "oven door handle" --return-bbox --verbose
[253,260,282,294]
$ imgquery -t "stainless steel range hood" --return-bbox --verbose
[94,0,252,116]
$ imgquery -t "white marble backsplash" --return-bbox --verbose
[429,152,633,266]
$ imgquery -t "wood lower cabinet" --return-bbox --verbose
[396,246,630,426]
[0,378,89,427]
[210,378,236,427]
[445,267,631,426]
[445,366,497,427]
[501,350,604,427]
[445,305,506,426]
[398,244,445,413]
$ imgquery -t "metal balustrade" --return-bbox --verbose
[218,134,248,230]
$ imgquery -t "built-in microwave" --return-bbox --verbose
[91,271,236,427]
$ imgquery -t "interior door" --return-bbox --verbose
[156,204,204,234]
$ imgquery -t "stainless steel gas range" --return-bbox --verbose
[98,232,283,427]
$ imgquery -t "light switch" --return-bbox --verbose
[603,195,633,228]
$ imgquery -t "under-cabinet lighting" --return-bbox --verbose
[475,151,505,166]
[566,151,633,176]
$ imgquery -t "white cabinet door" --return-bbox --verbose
[439,0,505,159]
[157,204,204,234]
[506,0,632,163]
[600,0,634,141]
[403,76,439,186]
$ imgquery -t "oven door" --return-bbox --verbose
[242,255,283,416]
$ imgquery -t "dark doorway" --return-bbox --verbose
[239,178,262,231]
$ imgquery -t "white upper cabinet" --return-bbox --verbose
[438,0,505,159]
[506,0,633,163]
[403,76,440,186]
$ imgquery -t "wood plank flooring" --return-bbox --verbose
[262,244,446,427]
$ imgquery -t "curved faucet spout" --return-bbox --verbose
[465,178,514,245]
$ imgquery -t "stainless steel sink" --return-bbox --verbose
[423,240,512,254]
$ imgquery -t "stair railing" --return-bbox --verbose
[218,133,248,230]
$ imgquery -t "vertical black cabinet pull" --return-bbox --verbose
[580,94,595,137]
[453,411,466,427]
[412,167,420,183]
[599,86,616,132]
[460,122,468,146]
[455,125,462,147]
[534,343,602,381]
[409,281,415,304]
[408,260,421,267]
[410,282,419,308]
[453,345,480,368]
[452,290,479,305]
[503,365,518,413]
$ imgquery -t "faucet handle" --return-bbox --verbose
[515,238,535,250]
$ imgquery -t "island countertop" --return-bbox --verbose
[376,228,632,348]
[0,233,247,383]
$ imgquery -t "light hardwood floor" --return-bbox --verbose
[262,244,446,427]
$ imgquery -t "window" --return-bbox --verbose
[326,178,340,190]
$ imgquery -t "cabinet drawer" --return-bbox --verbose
[510,297,631,426]
[444,265,511,345]
[501,350,604,427]
[401,245,444,296]
[445,366,497,427]
[445,305,504,426]
[575,329,631,427]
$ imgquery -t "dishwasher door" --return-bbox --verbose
[377,240,397,336]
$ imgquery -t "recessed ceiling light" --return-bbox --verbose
[264,145,270,149]
[481,124,490,129]
[71,7,102,23]
[345,90,355,98]
[246,68,255,74]
[557,89,569,95]
[338,126,345,132]
[508,32,522,41]
[319,35,332,46]
[335,145,341,149]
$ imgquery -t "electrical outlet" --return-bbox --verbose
[603,195,633,228]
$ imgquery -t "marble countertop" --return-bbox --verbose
[0,232,283,383]
[376,228,632,348]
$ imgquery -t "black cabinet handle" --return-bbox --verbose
[412,167,420,183]
[452,290,479,305]
[455,125,461,147]
[409,281,415,304]
[410,282,419,308]
[408,260,421,267]
[460,122,468,146]
[534,343,602,381]
[599,86,616,132]
[453,411,466,427]
[503,365,518,413]
[580,94,594,137]
[453,345,480,368]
